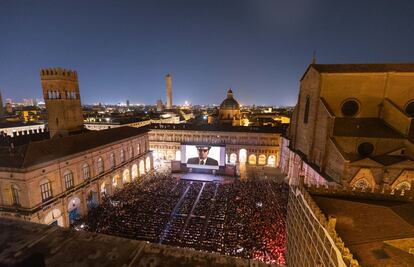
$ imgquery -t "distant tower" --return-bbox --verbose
[40,68,84,138]
[165,74,172,109]
[0,90,4,118]
[5,103,12,114]
[126,99,130,108]
[156,99,163,112]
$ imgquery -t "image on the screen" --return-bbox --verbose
[181,145,225,170]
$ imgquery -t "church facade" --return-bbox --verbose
[280,64,414,189]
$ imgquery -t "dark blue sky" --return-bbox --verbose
[1,0,414,106]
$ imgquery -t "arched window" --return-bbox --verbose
[303,96,310,124]
[248,154,257,165]
[97,157,104,174]
[129,146,134,158]
[405,101,414,117]
[82,163,90,179]
[40,179,52,202]
[11,184,20,206]
[395,182,411,194]
[110,153,116,168]
[258,154,267,165]
[145,156,151,172]
[131,164,138,180]
[139,160,145,175]
[120,149,125,163]
[64,170,74,190]
[123,169,131,183]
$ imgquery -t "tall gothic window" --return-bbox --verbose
[129,146,134,159]
[82,163,90,179]
[97,157,104,174]
[40,179,52,202]
[11,185,20,206]
[303,96,310,124]
[110,153,116,168]
[120,149,125,163]
[64,170,74,190]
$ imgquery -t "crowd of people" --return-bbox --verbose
[223,180,288,265]
[78,171,288,265]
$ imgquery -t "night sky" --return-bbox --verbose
[1,0,414,106]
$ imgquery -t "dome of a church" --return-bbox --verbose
[220,89,240,110]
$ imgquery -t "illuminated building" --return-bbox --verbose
[149,124,281,168]
[219,89,241,126]
[0,68,153,227]
[281,63,414,188]
[40,68,84,138]
[282,63,414,266]
[0,122,46,137]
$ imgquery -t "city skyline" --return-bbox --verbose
[2,1,414,105]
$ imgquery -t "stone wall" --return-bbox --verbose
[287,185,360,267]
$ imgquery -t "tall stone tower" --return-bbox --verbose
[40,68,84,138]
[165,74,172,109]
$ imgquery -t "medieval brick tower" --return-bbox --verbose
[40,68,84,138]
[165,73,172,109]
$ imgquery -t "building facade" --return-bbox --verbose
[0,68,154,228]
[281,64,414,189]
[149,124,281,167]
[278,63,414,266]
[219,89,241,126]
[0,122,46,137]
[0,127,153,227]
[286,184,360,267]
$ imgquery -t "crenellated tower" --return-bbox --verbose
[40,68,84,138]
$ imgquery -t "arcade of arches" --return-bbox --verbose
[149,128,281,167]
[38,154,153,228]
[226,149,274,166]
[153,146,279,167]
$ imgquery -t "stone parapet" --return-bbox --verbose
[305,182,414,202]
[287,185,360,267]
